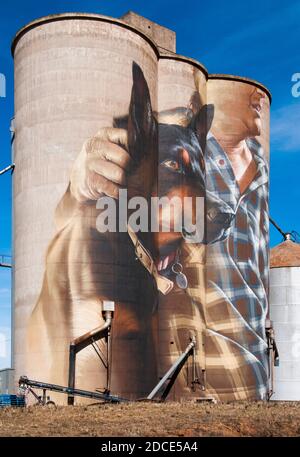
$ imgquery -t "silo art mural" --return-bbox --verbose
[12,13,271,403]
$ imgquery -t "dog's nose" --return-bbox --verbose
[207,208,235,226]
[207,207,218,221]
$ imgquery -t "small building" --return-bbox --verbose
[270,237,300,400]
[0,368,15,394]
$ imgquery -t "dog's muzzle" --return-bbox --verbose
[127,224,174,295]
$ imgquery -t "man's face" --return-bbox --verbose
[211,84,266,140]
[243,87,266,137]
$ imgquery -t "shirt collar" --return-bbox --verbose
[206,135,268,197]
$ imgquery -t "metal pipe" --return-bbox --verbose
[0,255,12,269]
[67,344,76,405]
[67,310,112,405]
[0,164,15,176]
[0,263,11,268]
[265,319,279,400]
[147,337,196,400]
[19,376,127,403]
[269,217,288,240]
[72,311,112,352]
[106,325,112,393]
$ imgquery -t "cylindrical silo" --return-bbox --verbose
[205,75,272,401]
[270,237,300,400]
[157,55,208,400]
[12,13,159,403]
[208,75,270,158]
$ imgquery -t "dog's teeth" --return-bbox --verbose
[158,260,163,271]
[163,257,169,270]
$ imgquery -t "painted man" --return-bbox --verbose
[203,83,270,400]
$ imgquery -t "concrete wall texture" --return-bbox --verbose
[12,12,271,403]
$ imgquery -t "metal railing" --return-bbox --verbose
[0,255,11,268]
[0,164,15,176]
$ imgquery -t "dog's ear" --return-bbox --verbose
[189,90,202,115]
[127,62,157,169]
[190,103,214,152]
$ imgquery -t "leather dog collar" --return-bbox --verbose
[127,224,174,295]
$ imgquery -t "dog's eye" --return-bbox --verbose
[162,160,180,171]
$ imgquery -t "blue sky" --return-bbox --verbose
[0,0,300,368]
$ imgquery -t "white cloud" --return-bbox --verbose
[271,103,300,152]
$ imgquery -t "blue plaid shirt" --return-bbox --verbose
[204,134,270,400]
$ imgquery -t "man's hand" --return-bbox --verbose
[70,128,131,201]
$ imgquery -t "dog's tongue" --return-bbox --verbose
[156,250,177,272]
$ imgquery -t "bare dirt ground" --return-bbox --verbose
[0,401,300,437]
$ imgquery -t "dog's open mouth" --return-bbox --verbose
[155,227,200,272]
[155,238,181,271]
[156,250,177,272]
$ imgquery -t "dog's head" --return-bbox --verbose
[124,62,233,260]
[154,104,214,253]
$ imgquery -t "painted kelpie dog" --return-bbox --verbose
[152,97,214,397]
[143,79,238,397]
[26,62,230,402]
[120,64,233,397]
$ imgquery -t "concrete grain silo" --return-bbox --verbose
[205,75,272,400]
[208,75,270,158]
[12,12,160,403]
[11,10,275,404]
[270,237,300,400]
[157,54,208,399]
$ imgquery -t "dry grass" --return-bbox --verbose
[0,401,300,437]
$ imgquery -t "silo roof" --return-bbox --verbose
[11,12,161,58]
[159,53,208,78]
[270,239,300,268]
[209,74,272,103]
[11,12,209,77]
